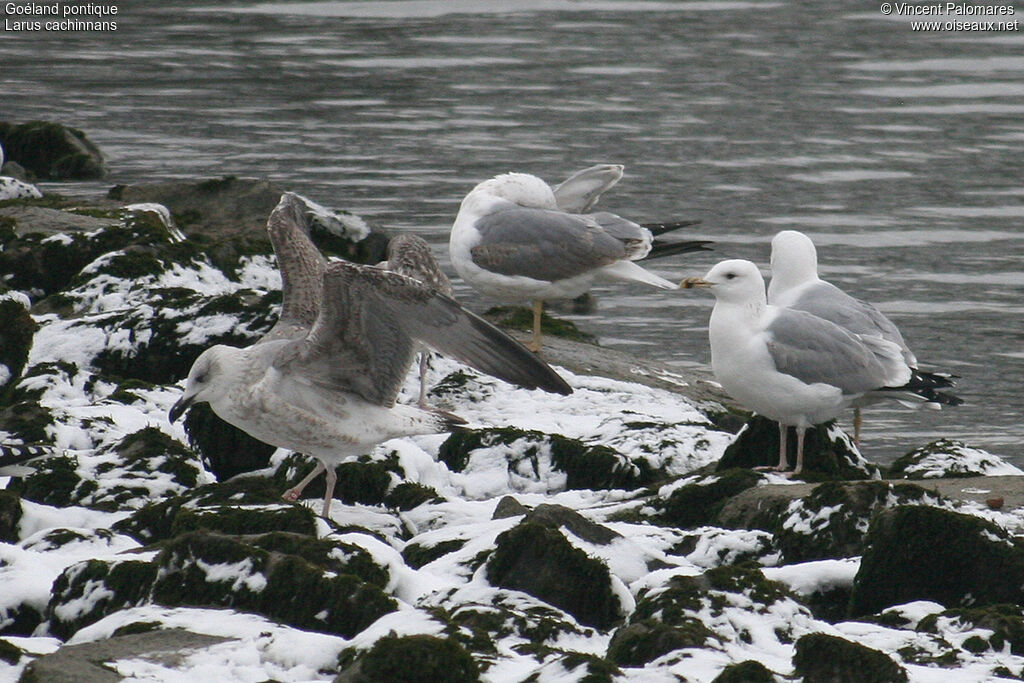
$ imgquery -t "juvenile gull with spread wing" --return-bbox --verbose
[768,230,961,444]
[683,259,913,475]
[449,168,709,352]
[170,193,571,516]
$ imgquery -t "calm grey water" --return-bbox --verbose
[2,0,1022,464]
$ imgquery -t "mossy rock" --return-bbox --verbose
[630,566,796,641]
[0,400,54,446]
[0,600,42,638]
[89,286,274,386]
[9,427,205,513]
[249,531,389,588]
[113,476,307,543]
[888,438,1014,479]
[0,490,21,543]
[659,469,763,529]
[717,415,877,481]
[170,504,319,538]
[547,651,620,682]
[0,297,36,394]
[711,660,775,683]
[487,522,622,630]
[181,402,276,481]
[437,427,655,491]
[402,538,468,569]
[918,604,1024,656]
[0,120,106,180]
[607,618,714,666]
[0,638,22,665]
[793,632,907,683]
[484,305,597,345]
[7,454,79,507]
[46,559,159,640]
[850,505,1024,616]
[338,634,480,683]
[385,482,442,511]
[772,480,938,563]
[152,530,396,637]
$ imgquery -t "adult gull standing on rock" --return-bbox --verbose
[170,193,572,517]
[683,259,914,475]
[768,230,961,444]
[449,169,710,352]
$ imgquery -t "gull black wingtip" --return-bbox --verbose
[646,239,715,261]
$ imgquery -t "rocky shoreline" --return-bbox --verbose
[3,130,1024,682]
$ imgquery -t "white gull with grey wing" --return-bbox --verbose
[450,170,708,351]
[684,259,911,474]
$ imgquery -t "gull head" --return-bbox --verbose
[769,230,819,291]
[682,259,766,304]
[169,345,231,423]
[471,172,558,210]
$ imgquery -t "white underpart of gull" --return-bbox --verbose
[379,233,454,409]
[449,170,702,352]
[683,259,911,475]
[170,193,571,517]
[768,229,960,444]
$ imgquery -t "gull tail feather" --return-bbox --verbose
[599,259,678,289]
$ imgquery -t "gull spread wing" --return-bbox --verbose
[259,192,328,344]
[275,261,572,407]
[470,204,625,282]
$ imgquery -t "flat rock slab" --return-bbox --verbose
[18,629,231,683]
[717,475,1024,527]
[0,205,119,236]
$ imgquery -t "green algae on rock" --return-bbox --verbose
[793,632,908,683]
[717,414,878,481]
[337,633,480,683]
[0,121,106,180]
[487,522,623,630]
[850,505,1024,616]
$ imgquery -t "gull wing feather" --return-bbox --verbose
[552,164,624,213]
[789,281,915,366]
[259,192,328,344]
[275,262,572,407]
[470,204,625,281]
[766,308,908,394]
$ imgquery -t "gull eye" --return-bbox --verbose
[725,272,737,280]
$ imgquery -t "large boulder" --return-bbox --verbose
[47,529,395,640]
[0,120,106,180]
[486,521,623,630]
[793,632,907,683]
[887,439,1024,479]
[717,415,878,480]
[335,634,480,683]
[850,505,1024,616]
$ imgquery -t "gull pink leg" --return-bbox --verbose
[282,460,325,502]
[793,427,807,475]
[321,465,338,518]
[776,423,789,471]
